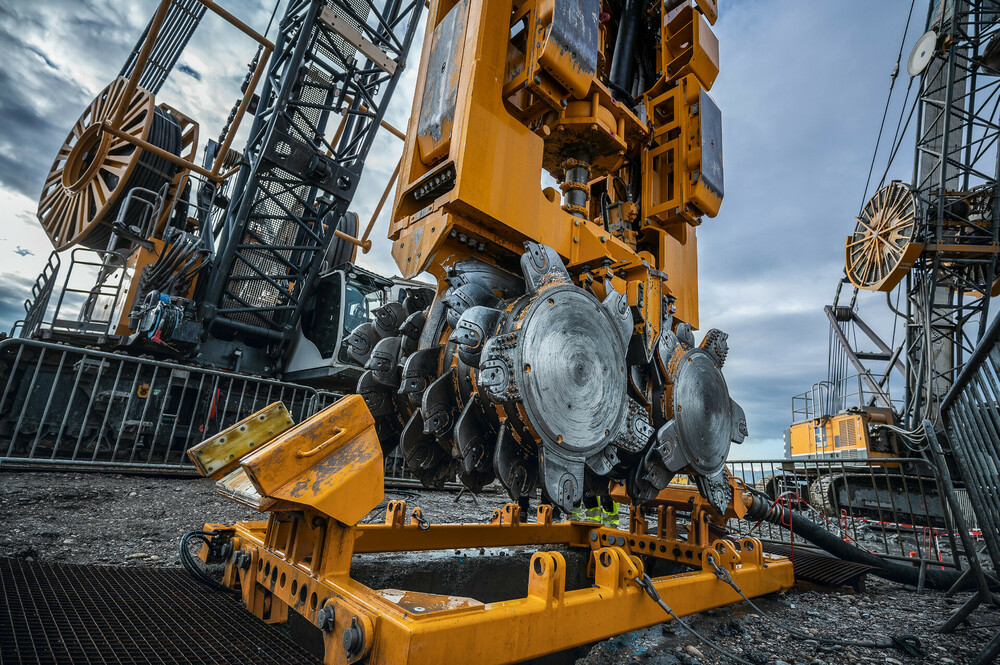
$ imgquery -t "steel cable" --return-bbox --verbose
[634,573,757,665]
[858,0,919,212]
[704,557,926,657]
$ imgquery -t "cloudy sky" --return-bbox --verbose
[0,0,927,456]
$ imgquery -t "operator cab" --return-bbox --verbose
[285,263,431,389]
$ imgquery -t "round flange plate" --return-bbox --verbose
[517,285,627,457]
[673,347,732,477]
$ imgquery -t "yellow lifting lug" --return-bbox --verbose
[527,551,568,608]
[490,503,522,526]
[706,538,741,572]
[736,537,768,569]
[536,504,554,526]
[593,546,644,595]
[384,500,407,527]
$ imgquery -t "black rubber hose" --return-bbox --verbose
[744,494,972,591]
[609,0,643,99]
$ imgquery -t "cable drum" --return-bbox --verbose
[36,77,184,250]
[844,182,922,292]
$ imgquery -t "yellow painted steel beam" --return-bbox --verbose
[353,521,590,552]
[212,517,793,665]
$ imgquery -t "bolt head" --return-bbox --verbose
[342,616,364,654]
[316,606,336,632]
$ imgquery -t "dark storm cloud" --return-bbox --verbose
[177,64,203,81]
[0,29,75,198]
[0,1,142,199]
[694,1,920,451]
[0,273,38,334]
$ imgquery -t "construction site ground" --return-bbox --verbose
[1,471,997,665]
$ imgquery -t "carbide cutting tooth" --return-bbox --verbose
[655,330,678,380]
[625,457,670,504]
[400,411,452,489]
[421,367,457,446]
[400,334,417,355]
[601,286,632,350]
[730,400,748,444]
[675,322,695,349]
[493,421,538,501]
[450,306,500,367]
[399,310,426,340]
[449,258,523,297]
[402,289,433,315]
[399,346,443,404]
[373,301,407,337]
[346,322,381,364]
[358,369,402,454]
[454,394,496,492]
[441,283,499,327]
[628,364,652,407]
[358,370,396,417]
[367,336,402,388]
[520,241,572,291]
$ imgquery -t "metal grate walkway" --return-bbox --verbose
[764,543,874,589]
[0,558,321,665]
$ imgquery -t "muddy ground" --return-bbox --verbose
[1,471,998,664]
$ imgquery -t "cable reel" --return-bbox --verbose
[844,182,922,292]
[36,77,188,250]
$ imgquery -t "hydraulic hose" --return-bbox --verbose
[609,0,643,99]
[744,493,971,591]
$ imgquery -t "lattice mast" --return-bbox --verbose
[904,0,1000,426]
[843,0,1000,427]
[201,0,423,353]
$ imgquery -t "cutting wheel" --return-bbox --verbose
[845,182,922,292]
[36,77,169,250]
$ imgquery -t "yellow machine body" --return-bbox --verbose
[389,0,723,330]
[190,2,796,661]
[787,407,898,461]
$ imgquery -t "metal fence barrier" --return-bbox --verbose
[725,457,966,570]
[0,338,323,473]
[940,311,1000,574]
[0,339,438,489]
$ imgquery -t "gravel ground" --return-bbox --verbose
[2,471,998,664]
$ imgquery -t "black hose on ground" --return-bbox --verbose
[744,494,969,591]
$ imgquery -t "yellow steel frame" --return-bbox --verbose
[193,396,793,665]
[204,508,791,665]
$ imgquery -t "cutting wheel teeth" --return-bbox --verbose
[350,244,745,512]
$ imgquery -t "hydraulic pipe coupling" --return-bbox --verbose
[560,156,591,218]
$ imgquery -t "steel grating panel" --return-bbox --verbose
[764,542,874,588]
[0,558,321,665]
